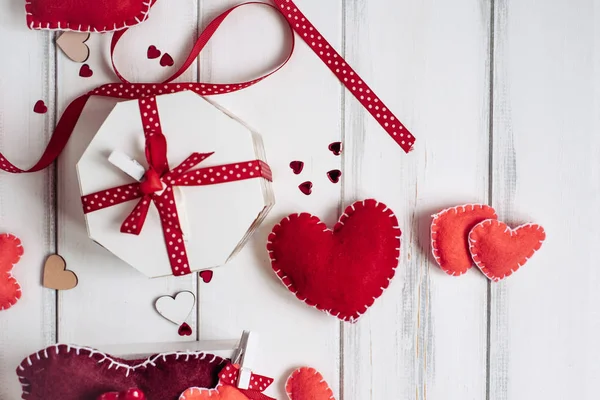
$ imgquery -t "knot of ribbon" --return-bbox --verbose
[81,97,272,276]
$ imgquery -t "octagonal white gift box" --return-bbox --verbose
[76,91,274,278]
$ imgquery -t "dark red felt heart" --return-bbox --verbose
[298,181,312,195]
[33,100,47,114]
[267,199,401,322]
[79,64,94,78]
[147,45,161,59]
[199,270,213,283]
[289,161,304,175]
[178,322,193,336]
[26,0,157,32]
[17,345,224,400]
[327,169,342,183]
[328,142,343,156]
[160,53,175,67]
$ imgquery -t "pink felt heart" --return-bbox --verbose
[431,204,497,276]
[468,220,546,281]
[286,367,335,400]
[267,199,401,322]
[0,233,24,311]
[26,0,157,32]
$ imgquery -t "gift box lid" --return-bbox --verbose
[77,91,274,278]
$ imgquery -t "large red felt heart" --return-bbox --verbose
[25,0,157,32]
[267,199,401,322]
[431,204,497,276]
[468,220,546,282]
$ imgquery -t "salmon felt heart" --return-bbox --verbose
[430,204,498,276]
[0,233,24,311]
[285,367,335,400]
[267,199,401,322]
[468,219,546,281]
[25,0,157,32]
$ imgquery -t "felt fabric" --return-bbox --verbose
[267,199,401,322]
[179,363,274,400]
[0,233,24,311]
[25,0,157,32]
[469,220,546,282]
[98,388,146,399]
[285,367,335,400]
[17,344,225,400]
[431,204,497,276]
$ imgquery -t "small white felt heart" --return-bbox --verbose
[155,291,195,326]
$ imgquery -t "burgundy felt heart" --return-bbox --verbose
[267,199,401,322]
[328,142,343,156]
[79,64,94,78]
[160,53,175,67]
[327,169,342,183]
[298,181,312,195]
[33,100,47,114]
[26,0,157,32]
[147,45,161,59]
[289,161,304,175]
[17,344,224,400]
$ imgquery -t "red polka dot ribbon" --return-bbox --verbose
[0,0,414,175]
[81,97,272,276]
[220,363,275,399]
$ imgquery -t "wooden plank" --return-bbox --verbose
[489,0,600,398]
[57,0,200,346]
[197,0,342,397]
[0,6,56,398]
[342,1,491,399]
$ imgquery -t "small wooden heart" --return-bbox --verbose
[56,32,91,63]
[43,255,78,290]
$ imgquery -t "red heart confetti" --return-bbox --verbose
[199,270,213,283]
[328,142,343,156]
[0,233,24,311]
[79,64,93,78]
[298,181,313,196]
[160,53,174,67]
[178,322,193,337]
[327,169,342,184]
[147,45,161,59]
[289,161,304,175]
[33,100,47,114]
[267,199,401,322]
[469,220,546,282]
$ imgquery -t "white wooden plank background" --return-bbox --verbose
[0,0,598,399]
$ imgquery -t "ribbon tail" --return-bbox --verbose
[154,188,192,276]
[0,94,91,173]
[238,389,275,400]
[120,196,152,235]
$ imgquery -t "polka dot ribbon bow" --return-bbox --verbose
[81,97,272,276]
[0,0,414,176]
[180,363,275,400]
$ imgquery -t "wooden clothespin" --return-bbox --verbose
[231,331,259,390]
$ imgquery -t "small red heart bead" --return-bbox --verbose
[147,45,161,59]
[139,168,164,195]
[79,64,93,78]
[33,100,47,114]
[160,53,174,67]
